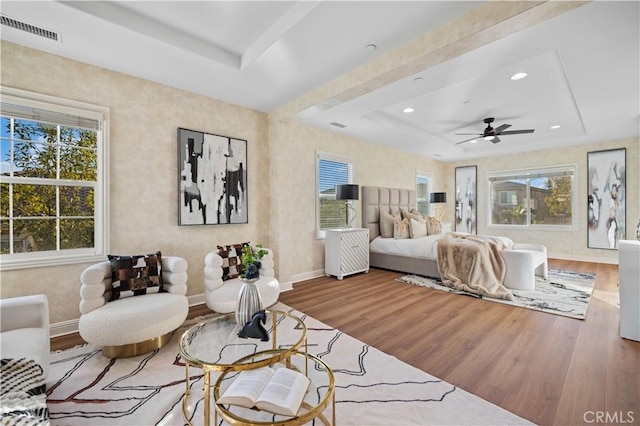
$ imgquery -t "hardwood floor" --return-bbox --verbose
[51,259,639,425]
[278,259,639,426]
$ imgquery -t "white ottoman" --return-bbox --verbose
[502,243,548,291]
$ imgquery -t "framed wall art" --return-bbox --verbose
[587,148,626,249]
[177,128,248,226]
[455,165,477,234]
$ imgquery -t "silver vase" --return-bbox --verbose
[235,277,262,328]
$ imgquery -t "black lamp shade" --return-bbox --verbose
[336,184,359,200]
[429,192,447,203]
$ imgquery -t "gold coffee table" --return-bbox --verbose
[179,310,307,426]
[213,349,335,426]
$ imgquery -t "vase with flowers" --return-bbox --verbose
[236,244,269,328]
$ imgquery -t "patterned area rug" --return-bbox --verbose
[397,269,596,320]
[46,303,530,425]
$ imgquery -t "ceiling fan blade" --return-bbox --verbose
[491,136,501,144]
[494,124,512,133]
[454,133,482,136]
[499,129,535,135]
[455,136,480,145]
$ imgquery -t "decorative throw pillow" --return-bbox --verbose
[108,251,163,301]
[217,242,249,281]
[401,209,425,238]
[380,210,401,238]
[410,217,427,239]
[393,218,410,239]
[425,216,442,235]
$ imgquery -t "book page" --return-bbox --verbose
[255,368,311,416]
[217,367,274,408]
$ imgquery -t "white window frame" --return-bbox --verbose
[315,151,354,239]
[416,171,434,216]
[0,86,109,270]
[486,164,577,231]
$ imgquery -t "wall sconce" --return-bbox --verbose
[336,184,359,228]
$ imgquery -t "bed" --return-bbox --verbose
[362,186,548,291]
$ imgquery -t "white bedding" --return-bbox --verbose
[369,233,514,259]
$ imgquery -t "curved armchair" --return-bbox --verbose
[78,255,189,358]
[204,246,280,313]
[0,294,50,379]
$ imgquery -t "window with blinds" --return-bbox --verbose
[488,165,576,228]
[0,86,109,270]
[316,152,353,238]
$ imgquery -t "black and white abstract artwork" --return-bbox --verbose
[587,148,625,249]
[455,165,477,234]
[177,128,248,225]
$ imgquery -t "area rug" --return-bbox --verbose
[397,268,596,320]
[46,303,531,425]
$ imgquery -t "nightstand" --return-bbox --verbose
[325,228,369,280]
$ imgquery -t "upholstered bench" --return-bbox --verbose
[502,243,548,291]
[204,246,280,314]
[79,255,189,358]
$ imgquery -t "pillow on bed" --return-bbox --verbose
[393,218,410,239]
[410,218,427,238]
[425,216,442,235]
[380,210,400,238]
[402,209,426,238]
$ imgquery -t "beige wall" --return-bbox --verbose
[1,39,638,327]
[445,138,640,263]
[0,41,270,324]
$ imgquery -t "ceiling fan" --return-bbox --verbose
[455,117,534,145]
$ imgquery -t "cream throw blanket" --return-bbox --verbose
[436,233,513,301]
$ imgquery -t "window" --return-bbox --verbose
[416,172,433,216]
[0,87,109,270]
[488,165,575,228]
[316,152,353,238]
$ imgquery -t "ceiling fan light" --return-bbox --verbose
[510,72,528,80]
[484,135,495,141]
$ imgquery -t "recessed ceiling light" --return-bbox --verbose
[510,72,528,80]
[403,107,414,113]
[413,77,423,83]
[365,44,377,52]
[469,139,478,144]
[550,124,561,129]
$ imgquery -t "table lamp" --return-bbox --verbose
[429,192,447,221]
[336,184,359,228]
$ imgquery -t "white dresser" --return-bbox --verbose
[325,228,369,280]
[619,239,640,342]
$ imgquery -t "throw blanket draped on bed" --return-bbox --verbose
[436,233,513,301]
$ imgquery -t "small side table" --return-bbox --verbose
[325,228,369,280]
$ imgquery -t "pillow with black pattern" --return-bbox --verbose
[217,242,249,281]
[108,251,163,301]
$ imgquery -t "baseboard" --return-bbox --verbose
[291,269,326,284]
[548,253,618,265]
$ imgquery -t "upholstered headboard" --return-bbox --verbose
[362,186,417,241]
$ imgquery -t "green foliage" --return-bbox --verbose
[240,244,268,279]
[1,119,97,254]
[544,177,572,217]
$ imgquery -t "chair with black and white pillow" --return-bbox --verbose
[203,243,280,314]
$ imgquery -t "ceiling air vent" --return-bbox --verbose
[329,122,347,129]
[1,14,59,41]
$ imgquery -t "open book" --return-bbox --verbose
[217,366,311,416]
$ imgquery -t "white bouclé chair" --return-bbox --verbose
[204,246,280,314]
[502,243,548,291]
[0,294,50,379]
[79,255,189,358]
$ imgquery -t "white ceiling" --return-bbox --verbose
[1,1,638,162]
